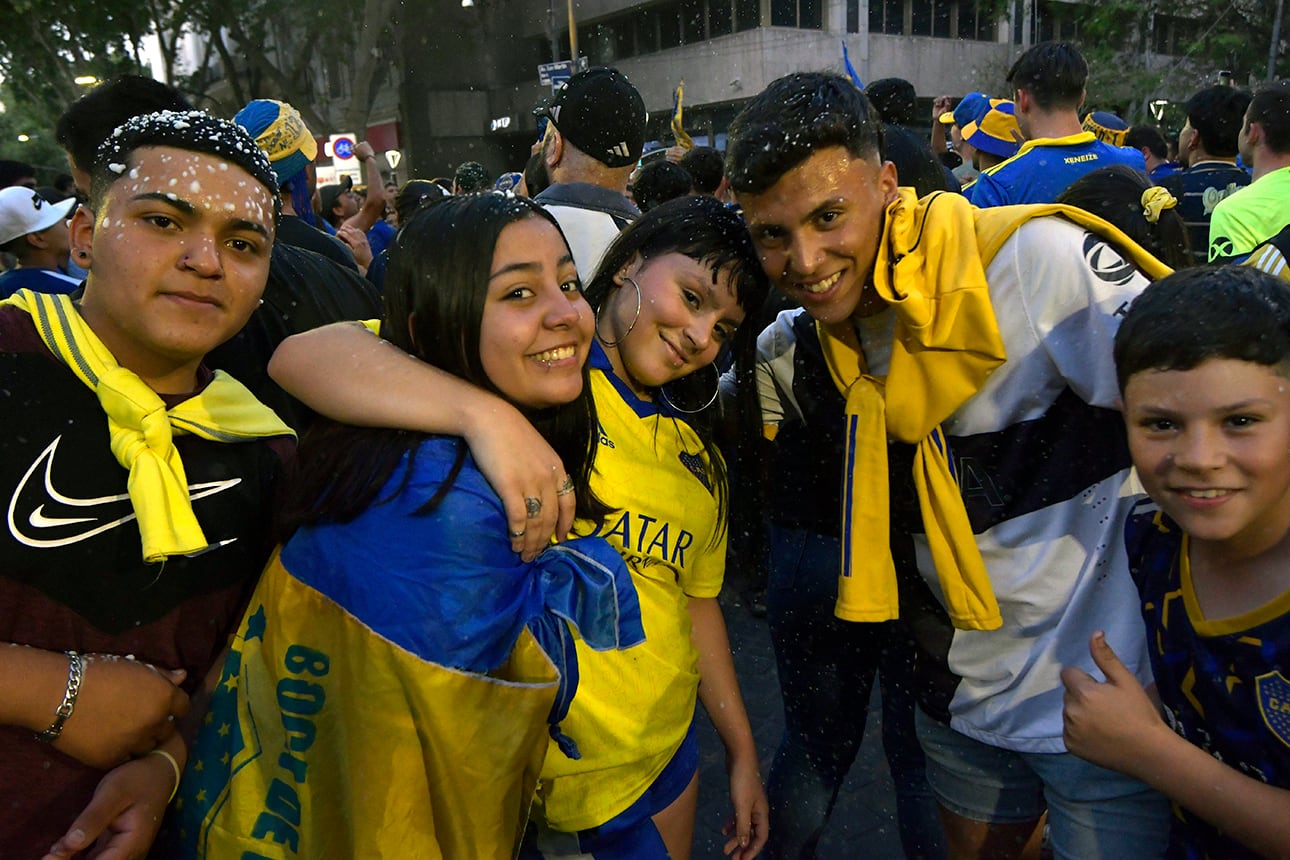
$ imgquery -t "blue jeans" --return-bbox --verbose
[916,710,1169,860]
[765,527,945,860]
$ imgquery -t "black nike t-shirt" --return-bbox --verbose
[0,306,293,856]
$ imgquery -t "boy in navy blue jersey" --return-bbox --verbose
[1062,265,1290,859]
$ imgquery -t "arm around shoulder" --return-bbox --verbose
[268,321,577,557]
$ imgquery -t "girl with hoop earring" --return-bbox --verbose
[269,194,773,860]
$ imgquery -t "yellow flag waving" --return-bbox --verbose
[672,81,694,149]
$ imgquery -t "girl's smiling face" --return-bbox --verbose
[479,215,593,410]
[598,251,744,399]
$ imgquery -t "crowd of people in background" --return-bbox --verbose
[2,35,1290,860]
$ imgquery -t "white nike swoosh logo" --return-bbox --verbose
[8,435,243,554]
[29,505,96,528]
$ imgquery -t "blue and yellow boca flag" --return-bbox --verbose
[672,81,694,150]
[173,531,643,859]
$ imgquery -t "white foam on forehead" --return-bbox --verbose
[99,109,277,198]
[108,147,275,228]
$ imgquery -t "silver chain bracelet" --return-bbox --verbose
[36,651,84,743]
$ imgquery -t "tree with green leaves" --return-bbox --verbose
[1076,0,1285,124]
[0,83,71,183]
[0,0,155,132]
[0,0,402,150]
[178,0,403,134]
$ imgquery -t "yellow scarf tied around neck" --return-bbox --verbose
[3,290,295,563]
[820,188,1005,630]
[822,190,1175,631]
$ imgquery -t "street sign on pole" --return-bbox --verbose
[538,59,590,94]
[538,60,575,87]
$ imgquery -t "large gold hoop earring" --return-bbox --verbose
[595,276,642,348]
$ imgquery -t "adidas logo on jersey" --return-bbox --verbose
[610,142,631,159]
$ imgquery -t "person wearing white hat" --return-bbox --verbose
[0,187,78,298]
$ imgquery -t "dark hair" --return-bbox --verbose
[394,179,447,227]
[453,161,492,193]
[53,174,77,196]
[0,160,36,188]
[882,124,948,197]
[1007,41,1087,110]
[585,196,769,538]
[1247,80,1290,154]
[89,110,280,219]
[280,194,609,533]
[726,72,884,194]
[55,76,193,175]
[866,78,919,127]
[523,150,549,197]
[1124,126,1168,159]
[1184,85,1252,157]
[632,161,693,212]
[37,186,71,204]
[1115,266,1290,393]
[1056,166,1191,270]
[678,146,724,194]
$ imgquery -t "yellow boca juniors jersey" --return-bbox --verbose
[535,348,726,831]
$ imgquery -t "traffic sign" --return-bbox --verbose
[326,134,357,161]
[538,60,576,87]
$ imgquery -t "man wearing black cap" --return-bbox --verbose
[533,66,646,281]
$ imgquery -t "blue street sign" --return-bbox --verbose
[538,60,576,86]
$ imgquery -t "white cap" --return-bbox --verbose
[0,187,77,246]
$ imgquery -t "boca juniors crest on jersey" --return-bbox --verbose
[1257,670,1290,750]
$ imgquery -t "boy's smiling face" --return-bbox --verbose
[1125,357,1290,557]
[737,146,898,324]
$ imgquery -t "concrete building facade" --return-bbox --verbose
[397,0,1023,176]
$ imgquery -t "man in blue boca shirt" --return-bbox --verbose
[0,186,79,299]
[970,41,1147,207]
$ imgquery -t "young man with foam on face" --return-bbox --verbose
[0,110,295,859]
[727,72,1174,859]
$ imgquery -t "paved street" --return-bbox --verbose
[691,591,905,859]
